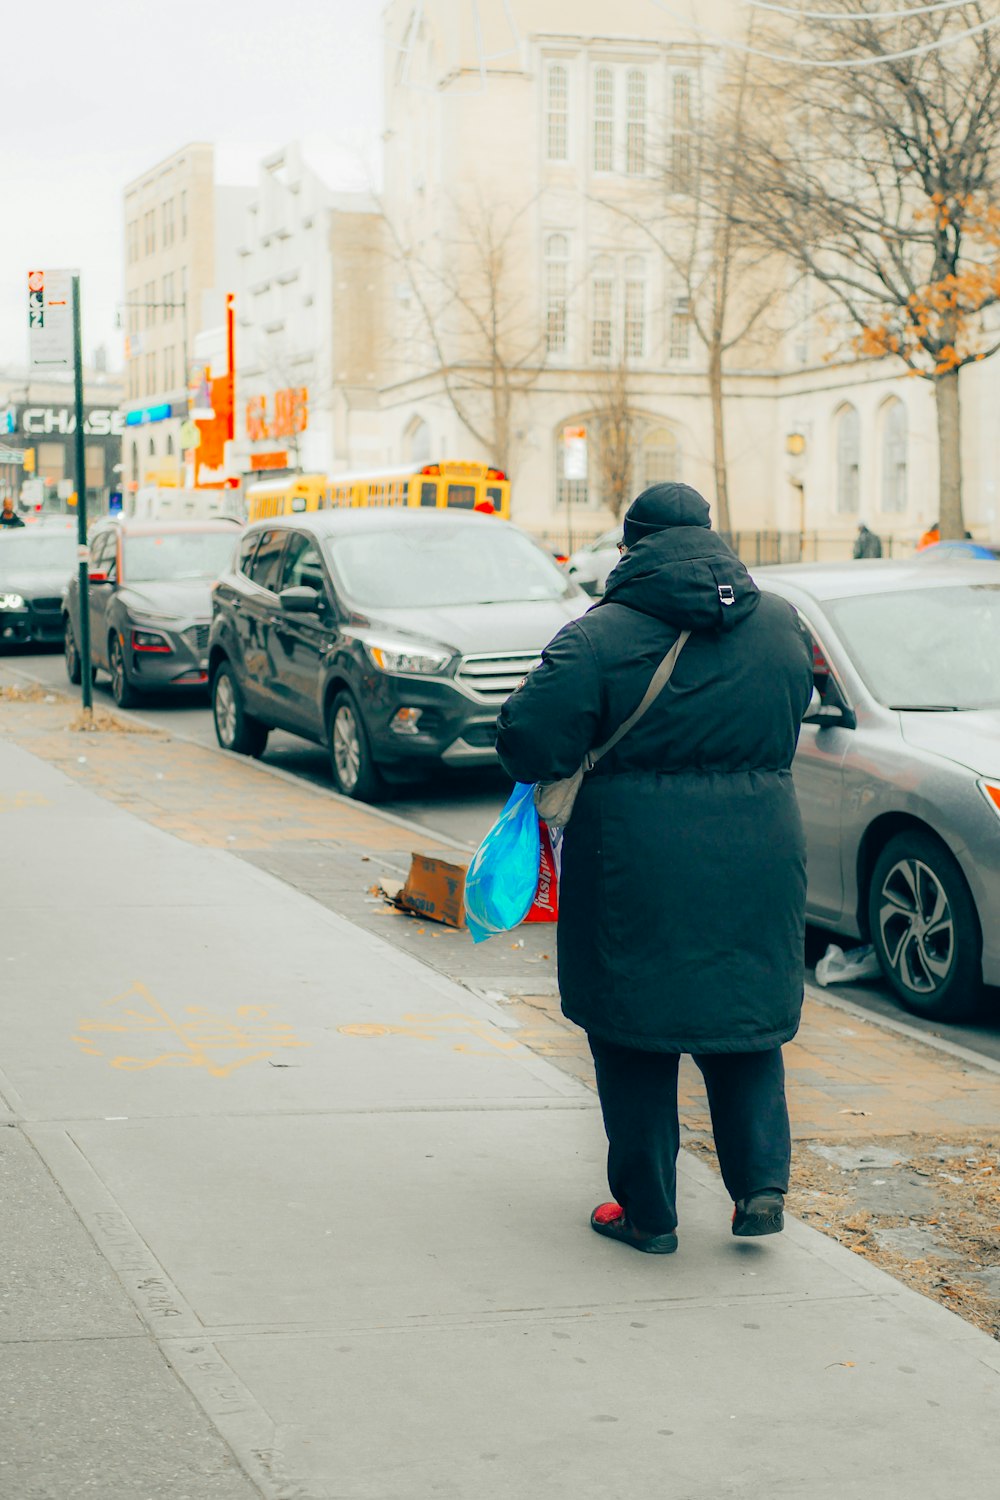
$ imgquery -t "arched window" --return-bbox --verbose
[593,68,614,172]
[544,234,570,355]
[555,420,591,510]
[405,416,431,467]
[148,435,156,458]
[546,64,569,162]
[590,255,615,358]
[836,405,860,513]
[626,70,647,174]
[624,255,646,359]
[130,440,139,479]
[165,433,175,457]
[642,427,680,490]
[881,399,907,513]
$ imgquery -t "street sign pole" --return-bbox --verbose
[72,275,92,713]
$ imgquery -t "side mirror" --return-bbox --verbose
[279,585,321,613]
[803,681,856,730]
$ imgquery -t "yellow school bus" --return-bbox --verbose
[327,461,511,518]
[245,473,329,523]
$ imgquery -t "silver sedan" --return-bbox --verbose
[760,560,1000,1022]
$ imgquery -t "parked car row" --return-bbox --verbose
[4,504,1000,1027]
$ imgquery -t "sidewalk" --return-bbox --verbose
[3,690,1000,1497]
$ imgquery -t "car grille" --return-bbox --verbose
[30,597,62,614]
[455,651,541,703]
[185,623,211,652]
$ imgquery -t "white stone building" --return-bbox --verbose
[375,0,1000,553]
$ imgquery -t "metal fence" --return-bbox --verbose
[530,526,901,564]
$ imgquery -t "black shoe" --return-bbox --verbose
[591,1202,678,1254]
[732,1190,785,1238]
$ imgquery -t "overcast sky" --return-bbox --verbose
[3,0,383,374]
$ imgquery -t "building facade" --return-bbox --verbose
[0,367,124,514]
[121,145,252,491]
[376,0,999,552]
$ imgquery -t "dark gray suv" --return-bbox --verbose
[208,509,586,800]
[64,518,243,706]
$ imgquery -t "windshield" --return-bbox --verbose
[326,523,571,608]
[826,584,1000,710]
[124,531,238,583]
[0,532,78,573]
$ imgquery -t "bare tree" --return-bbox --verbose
[595,30,789,534]
[381,194,547,476]
[589,352,641,520]
[727,1,1000,538]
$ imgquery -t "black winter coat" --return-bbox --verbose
[496,524,814,1054]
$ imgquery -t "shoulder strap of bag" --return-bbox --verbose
[585,629,691,771]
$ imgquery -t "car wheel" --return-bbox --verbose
[328,691,385,802]
[868,829,983,1022]
[212,661,269,757]
[108,633,138,709]
[64,618,82,684]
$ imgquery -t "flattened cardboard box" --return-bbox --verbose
[394,853,468,929]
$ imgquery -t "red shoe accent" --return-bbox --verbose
[592,1201,625,1226]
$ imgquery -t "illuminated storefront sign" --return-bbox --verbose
[246,387,308,442]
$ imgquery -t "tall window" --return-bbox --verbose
[643,427,680,488]
[669,73,694,192]
[163,272,174,319]
[881,399,907,513]
[163,346,175,390]
[624,256,646,358]
[593,68,614,172]
[591,256,615,357]
[145,282,156,327]
[546,64,569,161]
[836,405,861,513]
[626,70,647,175]
[670,297,692,360]
[145,351,157,394]
[556,422,591,509]
[181,190,188,237]
[545,234,570,355]
[163,198,174,247]
[131,440,139,480]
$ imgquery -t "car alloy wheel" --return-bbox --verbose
[877,857,954,996]
[332,701,362,793]
[868,829,982,1022]
[327,690,385,802]
[64,619,81,684]
[211,662,268,757]
[109,634,137,708]
[214,668,238,748]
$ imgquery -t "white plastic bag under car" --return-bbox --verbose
[814,943,882,987]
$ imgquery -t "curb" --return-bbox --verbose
[804,982,1000,1080]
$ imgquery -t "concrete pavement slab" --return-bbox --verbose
[0,1128,260,1500]
[5,729,1000,1498]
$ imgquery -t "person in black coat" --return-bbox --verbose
[496,483,814,1254]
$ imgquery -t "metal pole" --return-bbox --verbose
[72,275,92,712]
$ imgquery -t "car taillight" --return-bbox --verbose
[978,780,1000,818]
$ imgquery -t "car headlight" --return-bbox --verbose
[979,780,1000,818]
[364,639,451,675]
[0,593,25,610]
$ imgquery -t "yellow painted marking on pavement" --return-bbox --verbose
[339,1010,520,1056]
[75,982,310,1078]
[0,791,51,811]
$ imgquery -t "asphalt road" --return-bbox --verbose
[10,642,1000,1063]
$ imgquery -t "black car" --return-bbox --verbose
[63,518,243,706]
[0,524,78,649]
[208,509,587,799]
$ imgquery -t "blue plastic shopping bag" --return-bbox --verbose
[464,783,541,944]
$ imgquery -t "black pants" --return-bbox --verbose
[588,1037,791,1235]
